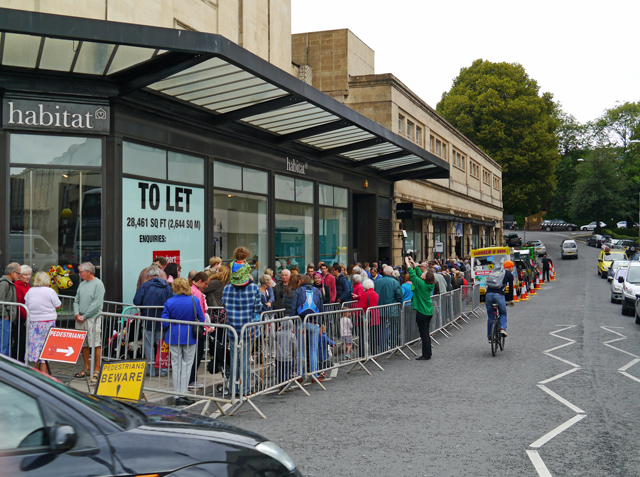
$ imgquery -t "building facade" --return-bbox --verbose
[292,29,503,264]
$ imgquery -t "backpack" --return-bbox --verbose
[297,287,320,316]
[485,266,506,290]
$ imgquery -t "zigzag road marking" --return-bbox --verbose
[527,325,585,477]
[601,326,640,384]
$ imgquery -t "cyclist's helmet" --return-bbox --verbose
[503,260,515,268]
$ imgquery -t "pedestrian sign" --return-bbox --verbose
[95,360,147,401]
[39,328,87,364]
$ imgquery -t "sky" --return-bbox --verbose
[292,0,640,124]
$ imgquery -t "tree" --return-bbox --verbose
[436,59,560,216]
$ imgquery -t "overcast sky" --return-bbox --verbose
[292,0,639,124]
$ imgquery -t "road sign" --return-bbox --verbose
[95,360,147,401]
[39,328,87,363]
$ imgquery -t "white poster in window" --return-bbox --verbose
[122,178,205,304]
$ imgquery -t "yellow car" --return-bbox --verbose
[598,249,627,279]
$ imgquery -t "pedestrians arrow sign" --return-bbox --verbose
[55,346,74,357]
[39,328,86,364]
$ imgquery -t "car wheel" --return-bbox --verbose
[622,301,629,315]
[636,311,640,325]
[612,296,616,304]
[569,226,576,231]
[546,226,551,232]
[601,271,607,279]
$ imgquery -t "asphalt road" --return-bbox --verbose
[218,231,640,477]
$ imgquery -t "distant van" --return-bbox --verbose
[9,234,58,273]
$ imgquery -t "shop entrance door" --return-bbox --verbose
[352,193,377,264]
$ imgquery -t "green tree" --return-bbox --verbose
[436,59,560,216]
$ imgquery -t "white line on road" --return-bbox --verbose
[529,414,587,449]
[538,384,585,413]
[526,450,553,477]
[601,327,640,385]
[619,358,640,373]
[620,372,640,384]
[538,367,580,385]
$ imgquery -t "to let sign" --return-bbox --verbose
[39,328,87,364]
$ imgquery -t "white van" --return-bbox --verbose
[9,234,58,273]
[561,240,578,259]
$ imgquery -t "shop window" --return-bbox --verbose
[123,142,166,180]
[168,151,204,185]
[213,191,268,279]
[319,184,348,208]
[404,218,422,262]
[243,168,268,194]
[9,134,102,280]
[472,225,480,250]
[275,202,314,275]
[214,161,242,190]
[275,175,314,204]
[319,207,347,266]
[10,134,102,167]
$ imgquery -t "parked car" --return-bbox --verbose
[560,239,579,259]
[598,249,627,278]
[617,221,628,229]
[617,239,638,257]
[541,219,577,232]
[602,238,623,250]
[611,266,628,303]
[587,234,603,247]
[608,260,630,282]
[580,221,607,231]
[524,240,547,256]
[504,232,522,247]
[0,356,302,477]
[619,262,640,315]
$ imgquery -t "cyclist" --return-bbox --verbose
[485,260,515,342]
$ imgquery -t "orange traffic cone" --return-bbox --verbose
[535,275,541,289]
[550,265,556,281]
[513,284,519,302]
[520,282,529,300]
[529,280,537,295]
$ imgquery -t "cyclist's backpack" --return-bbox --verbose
[297,287,320,317]
[485,266,506,290]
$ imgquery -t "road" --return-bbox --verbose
[218,231,640,477]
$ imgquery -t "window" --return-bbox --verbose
[0,381,47,450]
[430,135,434,152]
[436,140,441,156]
[442,144,447,160]
[452,151,466,171]
[494,177,500,190]
[407,121,414,141]
[470,160,479,178]
[398,114,404,134]
[483,170,491,185]
[275,175,314,203]
[124,142,204,185]
[416,127,422,145]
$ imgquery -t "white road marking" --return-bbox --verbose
[538,367,580,385]
[526,450,553,477]
[601,326,640,384]
[529,414,587,449]
[537,384,585,413]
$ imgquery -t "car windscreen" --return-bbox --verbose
[474,255,508,271]
[605,253,626,262]
[626,267,640,284]
[612,261,629,270]
[3,359,141,429]
[563,242,577,249]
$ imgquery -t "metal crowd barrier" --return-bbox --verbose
[229,316,304,419]
[362,303,405,371]
[0,301,29,364]
[300,307,367,382]
[323,302,342,312]
[260,308,286,320]
[341,300,359,309]
[100,311,238,415]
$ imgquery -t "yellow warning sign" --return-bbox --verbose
[95,360,147,401]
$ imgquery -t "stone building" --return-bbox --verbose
[292,29,503,263]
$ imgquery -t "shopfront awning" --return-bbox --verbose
[0,8,449,182]
[413,208,496,227]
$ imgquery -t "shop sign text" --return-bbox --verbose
[3,99,110,134]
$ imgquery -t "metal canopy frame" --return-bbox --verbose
[0,8,449,182]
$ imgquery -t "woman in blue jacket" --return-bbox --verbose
[161,277,204,406]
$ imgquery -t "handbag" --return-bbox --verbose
[191,296,201,340]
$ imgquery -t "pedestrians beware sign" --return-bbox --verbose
[95,360,147,401]
[39,328,87,364]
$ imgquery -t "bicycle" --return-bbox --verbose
[490,304,505,356]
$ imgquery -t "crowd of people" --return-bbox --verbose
[0,250,473,406]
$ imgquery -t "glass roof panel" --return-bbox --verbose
[107,44,156,74]
[343,144,401,160]
[187,83,277,107]
[39,37,77,71]
[300,126,362,143]
[264,115,338,134]
[174,75,263,100]
[373,157,424,170]
[201,89,287,112]
[2,32,41,68]
[248,107,331,129]
[150,59,236,90]
[303,129,373,148]
[242,102,315,122]
[73,41,114,74]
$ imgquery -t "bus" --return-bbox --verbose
[470,246,511,300]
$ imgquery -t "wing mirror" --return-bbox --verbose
[618,277,625,283]
[50,425,77,454]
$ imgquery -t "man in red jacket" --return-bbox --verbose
[319,262,336,303]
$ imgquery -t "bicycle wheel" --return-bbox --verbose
[499,329,505,351]
[491,321,499,356]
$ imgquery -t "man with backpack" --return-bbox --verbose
[484,260,514,343]
[291,275,324,379]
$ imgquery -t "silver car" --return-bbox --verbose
[611,267,628,303]
[608,260,630,282]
